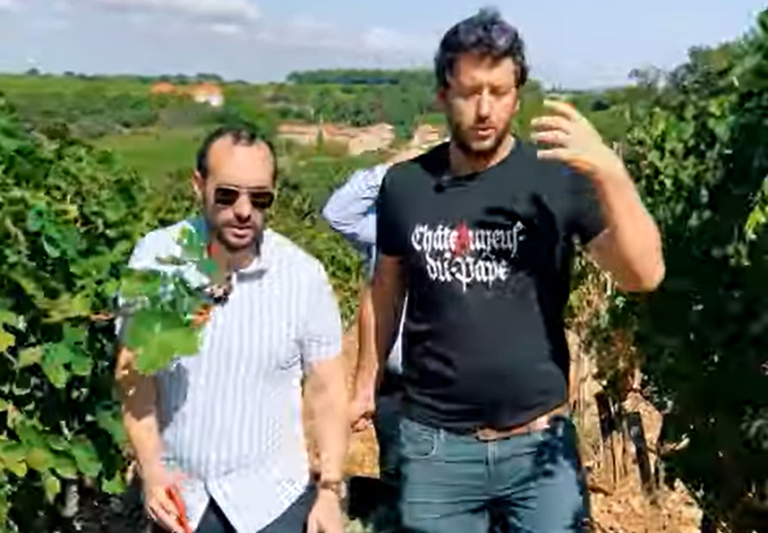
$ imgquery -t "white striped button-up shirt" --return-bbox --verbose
[123,216,343,533]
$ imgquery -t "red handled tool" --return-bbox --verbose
[166,485,192,533]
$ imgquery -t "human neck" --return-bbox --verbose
[208,239,259,275]
[449,134,515,177]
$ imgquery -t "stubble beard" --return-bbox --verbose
[202,208,262,258]
[449,118,512,163]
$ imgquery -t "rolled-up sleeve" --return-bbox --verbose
[300,264,343,365]
[321,164,390,251]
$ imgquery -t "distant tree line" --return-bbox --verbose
[286,69,433,87]
[5,67,639,145]
[24,69,227,85]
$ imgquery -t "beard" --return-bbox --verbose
[215,225,260,253]
[448,116,512,160]
[202,209,263,255]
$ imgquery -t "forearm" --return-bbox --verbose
[354,284,378,397]
[371,258,406,384]
[593,162,664,289]
[115,348,164,478]
[306,359,349,482]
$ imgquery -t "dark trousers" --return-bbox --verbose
[398,414,591,533]
[375,382,403,489]
[153,487,315,533]
[369,372,404,533]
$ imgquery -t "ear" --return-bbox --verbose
[192,170,204,202]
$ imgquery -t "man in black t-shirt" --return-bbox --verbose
[362,8,665,533]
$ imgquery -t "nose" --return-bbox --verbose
[232,194,252,220]
[477,90,491,120]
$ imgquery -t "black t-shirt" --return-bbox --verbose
[375,139,606,432]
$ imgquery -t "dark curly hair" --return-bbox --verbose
[434,7,529,89]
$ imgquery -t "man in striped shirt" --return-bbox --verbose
[115,125,348,533]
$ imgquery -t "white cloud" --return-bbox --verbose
[208,23,243,36]
[1,1,435,80]
[0,0,19,11]
[289,15,335,34]
[240,16,432,61]
[362,27,433,55]
[258,16,347,50]
[53,1,429,60]
[71,0,259,22]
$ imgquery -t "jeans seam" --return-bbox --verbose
[401,420,441,460]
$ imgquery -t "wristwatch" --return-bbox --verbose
[317,478,347,500]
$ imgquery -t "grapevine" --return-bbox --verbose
[0,95,213,531]
[0,89,367,531]
[578,10,768,529]
[116,224,225,375]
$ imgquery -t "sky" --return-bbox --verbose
[0,0,764,88]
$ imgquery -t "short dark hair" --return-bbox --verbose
[434,7,529,89]
[195,123,278,182]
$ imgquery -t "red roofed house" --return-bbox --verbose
[187,82,225,107]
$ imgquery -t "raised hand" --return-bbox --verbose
[530,99,623,179]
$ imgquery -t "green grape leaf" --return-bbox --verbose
[69,438,101,478]
[44,342,76,367]
[95,407,127,444]
[25,205,46,232]
[0,309,16,353]
[102,473,126,494]
[25,447,53,472]
[0,309,15,324]
[41,292,92,323]
[41,360,70,389]
[42,234,61,258]
[3,457,26,478]
[69,350,93,377]
[16,346,42,368]
[178,225,206,260]
[42,471,61,503]
[0,440,25,464]
[0,328,14,353]
[62,325,86,345]
[0,441,27,477]
[0,492,9,526]
[119,269,165,301]
[14,421,46,449]
[124,308,199,374]
[46,435,69,452]
[51,453,78,479]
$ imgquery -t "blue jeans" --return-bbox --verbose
[398,414,590,533]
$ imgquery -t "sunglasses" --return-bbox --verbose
[213,187,275,210]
